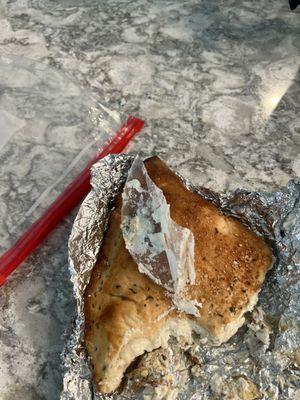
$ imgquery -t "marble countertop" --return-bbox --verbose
[0,0,299,399]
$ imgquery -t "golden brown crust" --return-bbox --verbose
[144,157,272,333]
[84,156,273,393]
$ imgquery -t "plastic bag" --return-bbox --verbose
[0,55,143,283]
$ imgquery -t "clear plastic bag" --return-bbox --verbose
[0,55,143,282]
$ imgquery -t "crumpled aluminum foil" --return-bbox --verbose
[61,154,300,400]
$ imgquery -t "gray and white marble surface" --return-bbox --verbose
[0,0,299,399]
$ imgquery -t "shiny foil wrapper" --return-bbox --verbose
[61,154,300,400]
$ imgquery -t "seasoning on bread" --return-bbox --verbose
[84,157,273,393]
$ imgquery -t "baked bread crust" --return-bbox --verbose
[84,157,273,393]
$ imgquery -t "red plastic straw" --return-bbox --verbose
[0,115,144,286]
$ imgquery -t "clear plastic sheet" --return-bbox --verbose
[63,154,299,400]
[121,156,195,294]
[0,55,123,256]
